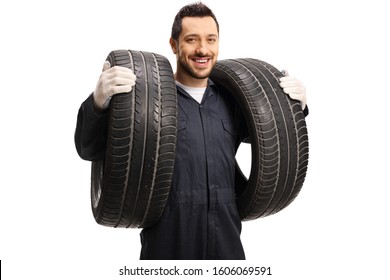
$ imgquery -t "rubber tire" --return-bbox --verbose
[210,58,309,220]
[91,50,177,228]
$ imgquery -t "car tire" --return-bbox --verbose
[91,50,177,228]
[210,58,309,220]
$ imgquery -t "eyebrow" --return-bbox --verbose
[184,33,218,38]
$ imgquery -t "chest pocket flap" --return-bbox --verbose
[222,119,236,137]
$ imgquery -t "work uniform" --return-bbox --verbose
[75,79,248,260]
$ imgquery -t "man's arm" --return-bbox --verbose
[74,94,109,161]
[74,60,137,161]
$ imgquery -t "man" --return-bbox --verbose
[75,2,307,260]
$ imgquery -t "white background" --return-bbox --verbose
[1,0,389,279]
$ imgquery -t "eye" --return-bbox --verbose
[186,37,197,43]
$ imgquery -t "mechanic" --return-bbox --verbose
[75,2,308,260]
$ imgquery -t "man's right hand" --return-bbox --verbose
[93,61,137,110]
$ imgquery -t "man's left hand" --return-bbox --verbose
[279,70,307,110]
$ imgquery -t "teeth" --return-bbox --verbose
[196,59,207,63]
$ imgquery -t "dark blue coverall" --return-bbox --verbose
[76,80,249,259]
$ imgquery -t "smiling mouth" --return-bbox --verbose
[192,57,211,66]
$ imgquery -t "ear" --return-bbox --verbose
[169,38,178,54]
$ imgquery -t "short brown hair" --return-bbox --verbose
[171,2,219,41]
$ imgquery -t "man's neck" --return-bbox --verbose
[174,73,208,88]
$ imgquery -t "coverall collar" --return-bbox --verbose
[176,79,217,104]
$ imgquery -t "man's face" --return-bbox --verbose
[171,16,219,85]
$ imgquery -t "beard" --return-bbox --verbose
[178,55,214,80]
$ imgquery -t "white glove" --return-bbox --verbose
[93,61,137,110]
[279,70,307,110]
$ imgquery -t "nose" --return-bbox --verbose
[195,40,208,56]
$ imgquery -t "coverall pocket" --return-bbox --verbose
[221,119,236,137]
[221,119,236,146]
